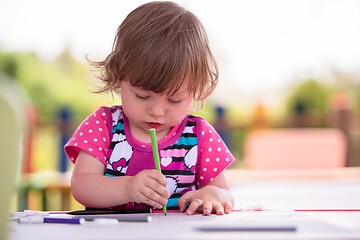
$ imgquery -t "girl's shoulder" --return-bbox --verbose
[64,106,122,165]
[187,114,206,125]
[187,114,213,131]
[93,105,123,122]
[97,105,122,116]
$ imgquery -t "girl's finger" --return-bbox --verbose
[147,170,168,187]
[144,177,169,199]
[222,201,233,214]
[186,199,203,215]
[140,184,168,206]
[202,201,213,216]
[213,202,225,215]
[141,194,163,209]
[177,192,192,212]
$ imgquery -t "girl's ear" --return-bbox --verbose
[115,78,124,89]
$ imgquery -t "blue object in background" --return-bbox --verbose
[59,107,72,173]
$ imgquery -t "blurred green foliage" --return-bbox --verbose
[285,79,329,116]
[284,76,360,120]
[0,49,110,124]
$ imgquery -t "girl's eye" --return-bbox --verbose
[135,94,149,100]
[168,98,181,104]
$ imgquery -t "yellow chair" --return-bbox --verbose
[0,74,24,240]
[244,128,347,169]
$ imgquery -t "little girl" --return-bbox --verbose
[65,1,235,216]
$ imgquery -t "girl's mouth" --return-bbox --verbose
[146,122,163,129]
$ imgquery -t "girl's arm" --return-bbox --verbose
[71,150,170,209]
[177,172,234,215]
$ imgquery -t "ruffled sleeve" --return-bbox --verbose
[64,107,111,165]
[196,118,235,188]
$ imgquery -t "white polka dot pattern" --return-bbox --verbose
[196,118,235,188]
[64,107,111,165]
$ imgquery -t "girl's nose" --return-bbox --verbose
[148,102,166,118]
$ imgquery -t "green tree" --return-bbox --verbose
[286,79,329,116]
[0,50,111,124]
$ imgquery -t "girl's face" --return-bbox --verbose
[120,80,193,142]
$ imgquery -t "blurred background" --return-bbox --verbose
[0,0,359,212]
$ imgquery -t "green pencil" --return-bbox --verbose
[150,128,167,216]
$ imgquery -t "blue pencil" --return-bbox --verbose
[44,217,85,225]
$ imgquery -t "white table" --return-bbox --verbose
[8,169,360,240]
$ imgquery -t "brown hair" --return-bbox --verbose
[92,1,218,104]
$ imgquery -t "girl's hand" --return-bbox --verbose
[177,185,233,216]
[126,169,170,209]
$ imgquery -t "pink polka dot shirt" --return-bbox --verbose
[65,106,235,190]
